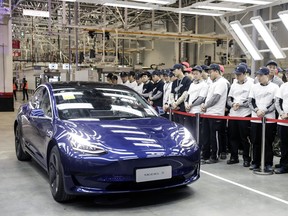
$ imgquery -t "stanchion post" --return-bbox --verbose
[169,107,172,121]
[260,116,266,172]
[254,116,273,175]
[196,113,200,145]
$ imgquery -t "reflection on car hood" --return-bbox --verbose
[61,117,185,157]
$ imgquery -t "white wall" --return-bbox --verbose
[142,40,175,68]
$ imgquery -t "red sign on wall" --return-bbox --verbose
[12,40,20,49]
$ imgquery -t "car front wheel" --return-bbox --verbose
[48,146,72,202]
[15,125,31,161]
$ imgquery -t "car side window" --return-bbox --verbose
[40,89,52,117]
[31,87,45,109]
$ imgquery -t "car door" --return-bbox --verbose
[24,87,53,166]
[29,87,54,166]
[22,87,45,156]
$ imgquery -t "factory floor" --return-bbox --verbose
[1,96,288,216]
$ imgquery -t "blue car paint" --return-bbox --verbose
[16,82,200,195]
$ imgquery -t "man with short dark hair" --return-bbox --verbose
[170,64,192,125]
[128,71,137,90]
[120,72,130,87]
[149,70,164,113]
[141,71,154,101]
[106,73,113,83]
[266,60,283,87]
[111,75,118,85]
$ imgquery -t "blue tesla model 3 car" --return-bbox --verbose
[14,82,200,202]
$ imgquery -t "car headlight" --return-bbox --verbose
[68,133,107,154]
[180,128,197,148]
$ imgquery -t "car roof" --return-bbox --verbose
[49,81,131,91]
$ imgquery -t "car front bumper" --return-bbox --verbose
[61,152,200,195]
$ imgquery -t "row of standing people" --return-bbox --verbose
[106,61,288,174]
[167,60,288,174]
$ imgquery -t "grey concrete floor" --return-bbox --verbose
[1,97,288,216]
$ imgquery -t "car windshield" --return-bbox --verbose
[53,86,158,120]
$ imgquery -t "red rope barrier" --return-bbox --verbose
[171,110,288,124]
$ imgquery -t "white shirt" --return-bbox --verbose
[163,81,172,106]
[134,83,144,94]
[204,77,212,86]
[187,80,208,114]
[249,82,279,123]
[129,80,138,90]
[229,79,253,117]
[122,81,130,87]
[205,77,228,116]
[276,82,288,126]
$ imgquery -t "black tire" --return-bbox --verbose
[48,146,73,202]
[15,125,31,161]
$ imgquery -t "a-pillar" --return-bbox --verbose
[0,10,13,111]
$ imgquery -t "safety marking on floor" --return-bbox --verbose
[201,170,288,205]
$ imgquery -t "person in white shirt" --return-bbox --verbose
[120,72,130,87]
[162,70,173,119]
[248,67,279,172]
[134,73,143,94]
[184,65,208,139]
[235,62,254,83]
[128,71,138,90]
[275,73,288,174]
[200,64,228,164]
[201,65,213,86]
[254,60,284,87]
[227,65,254,167]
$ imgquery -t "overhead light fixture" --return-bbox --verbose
[220,0,272,5]
[177,9,224,17]
[104,1,158,10]
[250,16,286,59]
[193,3,245,12]
[278,10,288,31]
[23,9,49,17]
[230,21,263,61]
[132,0,175,5]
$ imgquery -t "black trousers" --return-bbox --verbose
[218,119,228,154]
[201,118,223,160]
[174,113,185,126]
[228,118,251,162]
[13,90,17,99]
[279,125,288,168]
[250,122,276,166]
[22,89,28,100]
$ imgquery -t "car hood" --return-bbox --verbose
[59,117,190,157]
